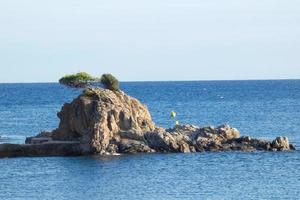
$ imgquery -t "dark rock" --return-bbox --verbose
[0,142,81,158]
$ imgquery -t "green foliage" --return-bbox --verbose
[100,73,120,91]
[82,88,96,97]
[59,72,96,88]
[59,71,120,91]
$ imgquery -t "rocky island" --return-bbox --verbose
[0,86,296,158]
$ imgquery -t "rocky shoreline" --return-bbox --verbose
[0,88,296,158]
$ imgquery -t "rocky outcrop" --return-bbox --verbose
[144,124,296,153]
[0,88,296,158]
[49,88,156,154]
[271,137,294,151]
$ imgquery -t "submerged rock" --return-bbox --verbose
[0,88,296,157]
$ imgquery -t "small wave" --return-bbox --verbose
[0,134,26,144]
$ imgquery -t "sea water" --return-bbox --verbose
[0,80,299,200]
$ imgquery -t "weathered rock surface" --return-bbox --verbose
[50,88,156,154]
[0,88,296,157]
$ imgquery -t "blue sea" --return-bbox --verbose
[0,80,299,200]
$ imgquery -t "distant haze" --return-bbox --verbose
[0,0,299,82]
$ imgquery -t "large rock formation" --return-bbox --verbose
[48,88,156,154]
[0,88,296,157]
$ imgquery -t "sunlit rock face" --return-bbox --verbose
[49,88,156,154]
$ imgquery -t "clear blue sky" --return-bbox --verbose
[0,0,300,82]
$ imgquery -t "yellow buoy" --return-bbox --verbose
[170,111,176,118]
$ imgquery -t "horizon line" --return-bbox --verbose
[0,78,300,84]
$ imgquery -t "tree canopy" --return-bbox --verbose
[59,72,96,88]
[59,72,120,91]
[100,73,120,91]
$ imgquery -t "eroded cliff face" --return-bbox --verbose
[22,87,295,157]
[48,88,156,154]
